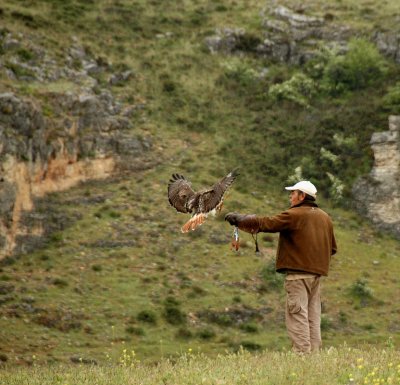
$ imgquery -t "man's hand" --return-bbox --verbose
[225,212,259,234]
[225,212,246,226]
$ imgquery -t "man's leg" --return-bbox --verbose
[284,279,311,354]
[307,277,322,352]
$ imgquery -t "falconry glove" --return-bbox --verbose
[224,212,260,234]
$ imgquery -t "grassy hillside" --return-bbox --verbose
[0,163,399,365]
[0,0,400,366]
[1,347,400,385]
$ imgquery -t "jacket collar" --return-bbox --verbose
[291,200,319,209]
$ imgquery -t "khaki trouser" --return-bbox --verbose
[284,276,321,354]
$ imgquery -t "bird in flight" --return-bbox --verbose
[168,169,239,233]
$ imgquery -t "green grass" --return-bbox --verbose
[0,165,399,365]
[1,347,400,385]
[0,0,400,368]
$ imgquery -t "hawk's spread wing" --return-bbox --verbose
[200,169,239,213]
[168,174,195,213]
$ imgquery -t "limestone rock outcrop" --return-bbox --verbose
[352,116,400,239]
[0,91,153,258]
[0,31,155,258]
[205,4,351,64]
[205,4,400,65]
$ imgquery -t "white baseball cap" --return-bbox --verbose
[285,180,317,198]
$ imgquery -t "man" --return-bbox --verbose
[225,180,337,354]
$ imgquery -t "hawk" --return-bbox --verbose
[168,169,239,233]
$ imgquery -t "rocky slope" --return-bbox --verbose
[1,2,400,258]
[0,31,154,258]
[353,116,400,239]
[206,4,400,64]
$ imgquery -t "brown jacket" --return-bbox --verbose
[237,202,337,276]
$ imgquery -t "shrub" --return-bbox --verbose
[232,295,242,303]
[326,172,345,203]
[361,323,375,331]
[163,297,186,325]
[382,82,400,113]
[268,73,316,107]
[321,315,333,331]
[125,326,145,336]
[91,264,102,272]
[222,58,258,86]
[239,322,259,333]
[287,166,304,185]
[234,33,262,53]
[52,278,68,287]
[162,80,177,93]
[208,313,234,327]
[239,340,263,351]
[187,285,207,298]
[137,310,157,325]
[260,259,284,291]
[175,327,193,340]
[17,48,35,62]
[164,306,186,325]
[323,38,388,94]
[338,311,348,325]
[164,296,180,307]
[197,328,216,340]
[304,45,336,80]
[349,278,373,300]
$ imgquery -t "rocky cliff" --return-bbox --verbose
[0,32,154,258]
[205,4,400,65]
[353,116,400,239]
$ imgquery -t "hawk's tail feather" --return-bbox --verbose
[181,213,206,233]
[170,173,186,183]
[228,168,240,178]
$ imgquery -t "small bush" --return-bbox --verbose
[203,311,234,327]
[49,232,63,243]
[137,310,157,325]
[321,315,333,331]
[197,328,216,340]
[187,285,207,298]
[0,352,8,362]
[382,82,400,113]
[175,327,193,340]
[91,264,102,272]
[361,323,375,331]
[17,48,35,62]
[164,296,180,307]
[338,311,348,325]
[52,278,68,287]
[349,278,374,299]
[326,172,345,203]
[164,306,186,325]
[232,295,242,303]
[162,80,177,93]
[234,33,262,53]
[125,326,145,336]
[163,298,186,325]
[260,259,284,291]
[239,322,259,333]
[323,38,388,94]
[239,341,263,352]
[222,58,258,86]
[268,73,316,107]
